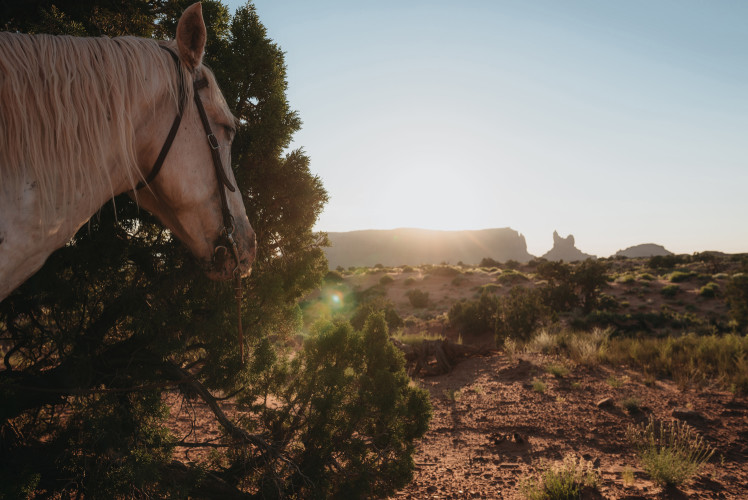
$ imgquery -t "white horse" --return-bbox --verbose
[0,3,255,301]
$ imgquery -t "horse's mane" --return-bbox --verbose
[0,32,194,223]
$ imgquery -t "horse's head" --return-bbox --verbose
[133,3,255,280]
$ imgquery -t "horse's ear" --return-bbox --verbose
[176,2,206,71]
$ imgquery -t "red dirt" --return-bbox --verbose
[393,352,748,499]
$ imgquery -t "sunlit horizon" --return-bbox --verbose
[228,0,748,258]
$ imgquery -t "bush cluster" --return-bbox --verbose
[406,289,429,308]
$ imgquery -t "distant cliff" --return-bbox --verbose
[541,231,596,262]
[324,228,533,269]
[614,244,672,258]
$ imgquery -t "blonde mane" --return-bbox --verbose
[0,32,200,223]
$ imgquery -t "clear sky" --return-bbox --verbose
[225,1,748,257]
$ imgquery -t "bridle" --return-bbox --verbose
[136,45,245,362]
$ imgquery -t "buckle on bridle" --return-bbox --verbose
[207,133,220,150]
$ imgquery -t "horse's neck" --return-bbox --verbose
[0,91,160,301]
[0,160,133,300]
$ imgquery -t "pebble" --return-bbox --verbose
[596,397,615,408]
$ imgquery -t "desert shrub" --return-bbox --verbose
[450,276,464,286]
[379,274,395,285]
[324,270,345,283]
[597,293,620,311]
[545,363,569,378]
[354,284,387,304]
[401,265,415,273]
[278,314,432,497]
[404,277,416,286]
[528,329,560,355]
[496,287,548,342]
[536,261,577,312]
[527,258,547,268]
[350,297,403,332]
[504,259,521,270]
[478,283,502,294]
[638,272,656,281]
[448,291,498,337]
[496,269,530,285]
[649,254,690,270]
[531,378,547,393]
[521,454,598,500]
[617,273,636,284]
[699,282,719,298]
[621,396,642,414]
[602,333,748,393]
[669,270,697,283]
[568,328,609,366]
[540,282,578,312]
[406,289,429,308]
[479,257,501,268]
[626,417,714,487]
[661,284,680,297]
[430,265,461,277]
[574,259,609,313]
[726,273,748,332]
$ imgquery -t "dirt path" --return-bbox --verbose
[393,352,748,499]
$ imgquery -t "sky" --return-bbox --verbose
[224,1,748,257]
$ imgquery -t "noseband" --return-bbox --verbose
[137,46,246,361]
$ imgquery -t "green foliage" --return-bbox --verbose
[669,270,697,283]
[380,274,395,285]
[531,378,547,393]
[350,297,403,332]
[661,284,681,297]
[245,314,431,498]
[479,257,501,268]
[649,254,691,270]
[726,273,748,331]
[698,282,719,298]
[496,269,530,285]
[522,454,598,500]
[324,270,345,283]
[617,273,636,284]
[626,417,715,487]
[545,363,569,378]
[0,3,436,498]
[448,291,498,337]
[621,396,642,414]
[429,265,462,277]
[574,260,608,313]
[406,289,430,308]
[496,287,548,342]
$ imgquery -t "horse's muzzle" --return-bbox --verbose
[208,231,256,280]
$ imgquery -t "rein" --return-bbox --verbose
[137,46,245,363]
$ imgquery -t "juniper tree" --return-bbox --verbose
[0,2,429,497]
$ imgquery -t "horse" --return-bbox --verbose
[0,3,255,301]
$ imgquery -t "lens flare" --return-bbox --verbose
[329,290,344,308]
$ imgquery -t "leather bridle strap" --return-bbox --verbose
[135,46,186,190]
[193,77,236,232]
[193,77,245,364]
[134,46,246,363]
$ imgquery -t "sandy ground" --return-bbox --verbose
[393,351,747,499]
[169,262,746,498]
